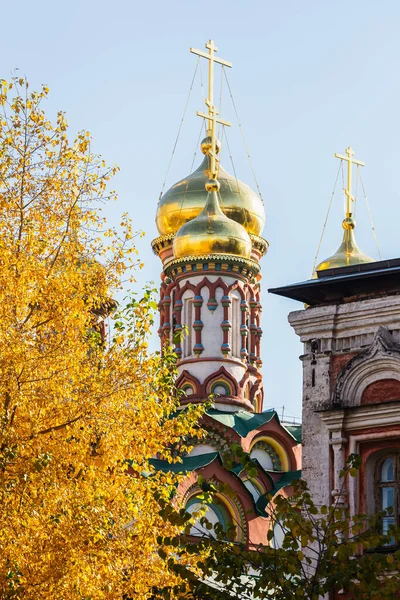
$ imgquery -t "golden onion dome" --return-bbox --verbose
[173,179,252,260]
[316,218,374,272]
[156,137,265,237]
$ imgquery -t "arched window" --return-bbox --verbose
[186,495,232,539]
[182,295,193,358]
[187,444,217,457]
[211,381,231,396]
[182,384,194,396]
[243,478,262,503]
[376,454,400,536]
[271,519,286,549]
[253,391,262,412]
[250,440,282,471]
[231,292,241,359]
[171,289,176,344]
[250,448,273,470]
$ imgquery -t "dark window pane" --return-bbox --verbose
[381,457,394,482]
[381,487,395,510]
[382,516,395,535]
[382,516,396,545]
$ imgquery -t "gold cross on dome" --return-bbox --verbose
[197,100,231,179]
[335,146,365,218]
[190,39,232,130]
[190,40,232,180]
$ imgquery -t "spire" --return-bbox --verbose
[316,146,374,273]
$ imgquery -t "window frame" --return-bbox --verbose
[375,453,400,537]
[182,296,193,358]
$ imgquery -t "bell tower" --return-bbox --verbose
[150,40,302,549]
[152,40,267,412]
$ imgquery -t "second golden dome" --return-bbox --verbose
[173,183,252,260]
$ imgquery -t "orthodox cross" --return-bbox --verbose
[335,146,365,218]
[197,101,231,179]
[190,40,232,180]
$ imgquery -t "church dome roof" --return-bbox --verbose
[173,182,252,260]
[316,218,374,272]
[156,137,265,237]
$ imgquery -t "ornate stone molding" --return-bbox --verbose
[249,233,269,256]
[333,327,400,407]
[151,233,175,256]
[289,295,400,354]
[165,254,260,280]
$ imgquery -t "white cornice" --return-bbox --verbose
[289,296,400,348]
[319,402,400,432]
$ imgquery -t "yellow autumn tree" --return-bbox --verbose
[0,78,201,600]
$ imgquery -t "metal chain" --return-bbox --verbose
[222,126,248,228]
[190,120,206,173]
[360,174,382,259]
[176,117,207,225]
[341,159,345,218]
[217,64,223,141]
[354,164,359,220]
[312,161,343,276]
[222,67,264,205]
[199,59,205,108]
[158,57,200,200]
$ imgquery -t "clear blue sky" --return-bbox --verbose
[2,0,400,419]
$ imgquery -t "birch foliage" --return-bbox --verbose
[0,78,200,600]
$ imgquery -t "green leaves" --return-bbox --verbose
[155,455,400,600]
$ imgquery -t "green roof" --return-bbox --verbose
[256,470,302,516]
[283,424,302,443]
[149,452,219,474]
[206,409,276,437]
[272,469,302,490]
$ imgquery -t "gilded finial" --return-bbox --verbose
[315,147,374,273]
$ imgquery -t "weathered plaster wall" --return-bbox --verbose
[289,294,400,509]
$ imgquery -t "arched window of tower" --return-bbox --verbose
[187,444,218,457]
[212,382,230,396]
[186,495,232,539]
[182,291,193,358]
[271,519,286,549]
[253,391,262,412]
[182,384,194,396]
[250,440,283,471]
[242,478,262,503]
[246,291,251,358]
[201,286,224,356]
[171,289,176,344]
[231,290,241,359]
[250,448,274,471]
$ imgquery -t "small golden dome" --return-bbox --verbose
[156,137,265,237]
[173,189,252,260]
[316,218,374,273]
